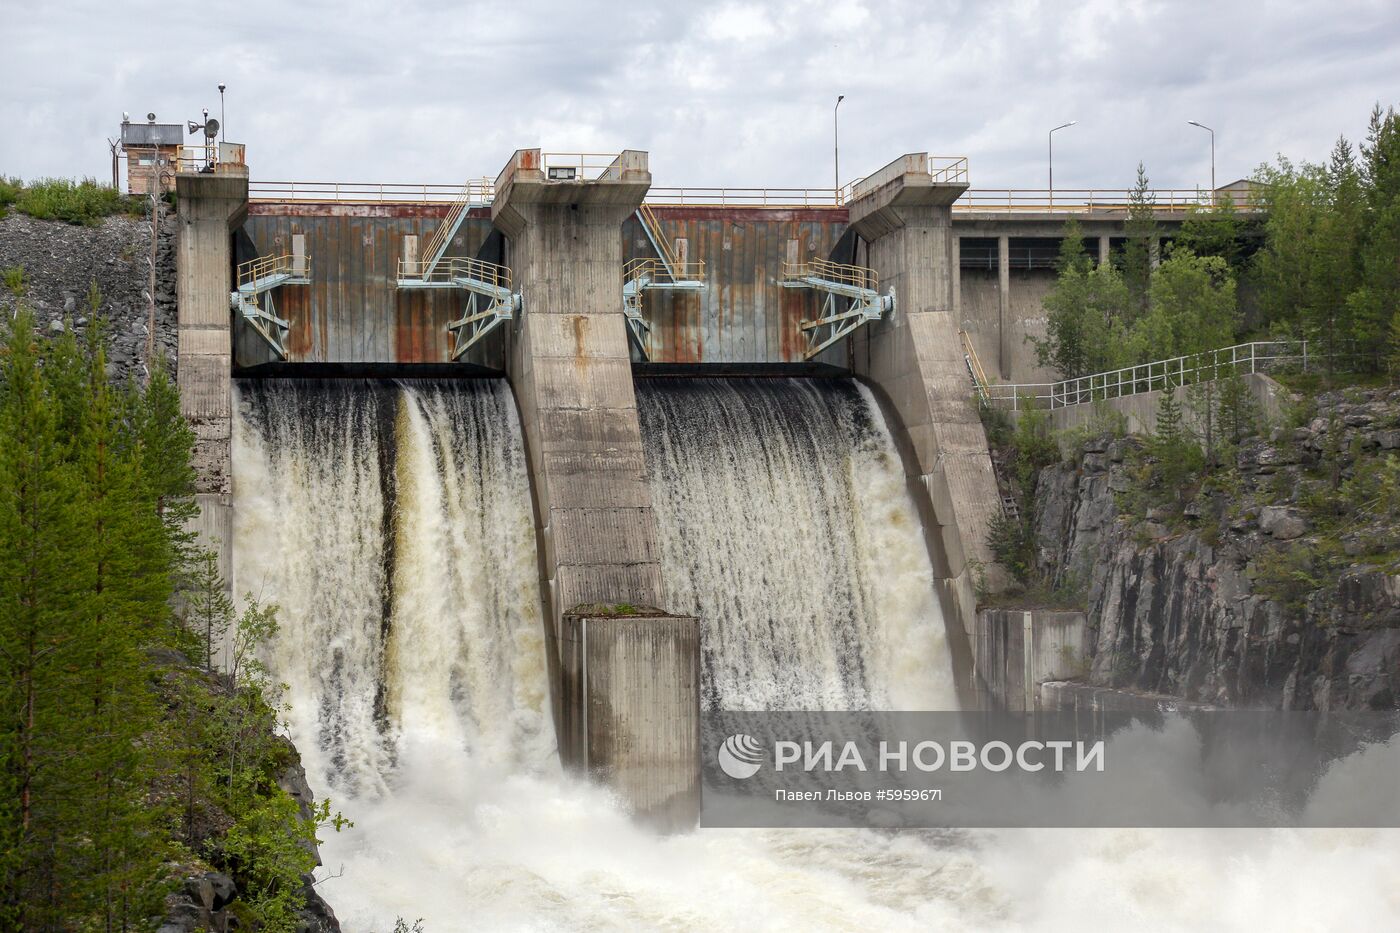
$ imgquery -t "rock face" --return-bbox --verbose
[0,211,178,381]
[1033,390,1400,711]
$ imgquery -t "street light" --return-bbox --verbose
[1048,121,1077,207]
[1187,120,1215,205]
[834,95,845,198]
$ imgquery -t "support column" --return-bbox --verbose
[1098,235,1110,267]
[951,233,961,319]
[493,150,697,820]
[846,154,1004,707]
[997,234,1010,379]
[559,609,700,831]
[175,172,248,582]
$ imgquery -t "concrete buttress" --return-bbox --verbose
[175,171,248,583]
[846,154,1003,705]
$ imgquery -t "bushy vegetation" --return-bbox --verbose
[0,176,138,226]
[1034,102,1400,383]
[0,306,338,930]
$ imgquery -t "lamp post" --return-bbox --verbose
[1048,121,1076,209]
[1187,120,1215,205]
[834,95,845,201]
[218,84,227,142]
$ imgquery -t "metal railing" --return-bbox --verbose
[249,179,493,203]
[781,258,878,292]
[540,152,628,180]
[643,187,844,207]
[237,253,309,290]
[978,341,1307,410]
[843,154,969,203]
[953,188,1238,213]
[396,256,512,290]
[624,257,706,284]
[637,203,685,272]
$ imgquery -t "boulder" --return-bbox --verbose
[1259,506,1307,540]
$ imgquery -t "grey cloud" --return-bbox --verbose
[1,0,1396,192]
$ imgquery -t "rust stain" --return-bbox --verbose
[572,314,591,372]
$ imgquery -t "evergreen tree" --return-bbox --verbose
[1119,163,1159,320]
[1033,218,1132,379]
[1348,105,1400,370]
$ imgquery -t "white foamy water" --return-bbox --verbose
[637,377,957,711]
[232,377,1400,932]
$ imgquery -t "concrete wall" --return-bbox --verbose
[975,608,1089,711]
[1040,373,1290,438]
[557,610,700,831]
[958,267,1058,385]
[175,172,248,579]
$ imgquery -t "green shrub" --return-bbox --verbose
[2,264,25,296]
[16,177,132,226]
[0,175,20,214]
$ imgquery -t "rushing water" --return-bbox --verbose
[637,377,956,711]
[232,377,1400,931]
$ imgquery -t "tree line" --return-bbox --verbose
[0,304,335,930]
[1034,103,1400,381]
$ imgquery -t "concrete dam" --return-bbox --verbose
[162,146,1237,925]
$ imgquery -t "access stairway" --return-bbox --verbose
[623,205,706,360]
[779,259,894,360]
[395,178,519,359]
[396,257,521,359]
[231,253,311,359]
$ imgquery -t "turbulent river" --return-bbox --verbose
[232,377,1399,932]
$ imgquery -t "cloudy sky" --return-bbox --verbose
[3,0,1397,193]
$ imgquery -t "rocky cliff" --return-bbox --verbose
[0,211,178,379]
[1033,387,1400,710]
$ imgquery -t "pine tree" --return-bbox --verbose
[1349,104,1400,369]
[1034,218,1132,379]
[1120,162,1159,321]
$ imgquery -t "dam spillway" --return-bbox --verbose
[637,377,957,711]
[229,374,964,927]
[231,379,552,796]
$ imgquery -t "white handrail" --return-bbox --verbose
[978,341,1308,410]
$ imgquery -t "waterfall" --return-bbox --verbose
[231,379,551,797]
[637,377,957,711]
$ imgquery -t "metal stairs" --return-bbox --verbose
[624,206,706,360]
[779,259,894,360]
[396,257,521,360]
[416,178,494,278]
[231,254,311,359]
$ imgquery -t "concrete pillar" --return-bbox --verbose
[951,233,961,318]
[492,150,695,799]
[175,171,248,582]
[1098,235,1110,267]
[559,609,700,831]
[846,154,1005,706]
[996,234,1010,379]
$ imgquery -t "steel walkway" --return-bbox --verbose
[396,257,521,360]
[231,254,311,359]
[779,259,894,360]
